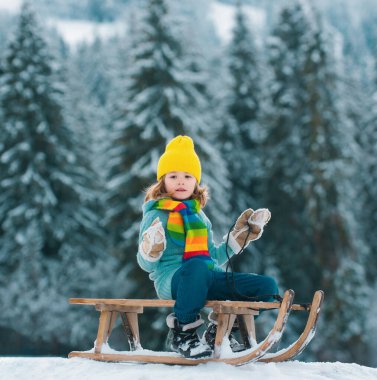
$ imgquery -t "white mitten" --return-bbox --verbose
[225,208,271,254]
[247,208,271,241]
[139,217,166,262]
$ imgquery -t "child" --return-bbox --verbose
[137,135,278,359]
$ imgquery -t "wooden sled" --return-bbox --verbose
[68,289,323,366]
[260,290,324,362]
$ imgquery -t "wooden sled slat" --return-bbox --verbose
[69,297,307,311]
[69,290,294,366]
[259,290,324,363]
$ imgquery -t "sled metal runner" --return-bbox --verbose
[68,289,323,365]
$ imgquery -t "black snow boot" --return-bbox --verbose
[203,312,245,353]
[166,313,213,359]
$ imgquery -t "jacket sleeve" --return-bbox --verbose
[203,213,238,266]
[136,209,166,273]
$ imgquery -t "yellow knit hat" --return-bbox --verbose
[157,135,201,183]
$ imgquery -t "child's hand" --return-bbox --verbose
[230,208,271,252]
[249,208,271,229]
[140,217,166,261]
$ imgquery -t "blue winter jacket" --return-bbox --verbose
[137,199,238,299]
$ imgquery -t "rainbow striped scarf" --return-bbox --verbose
[152,198,213,267]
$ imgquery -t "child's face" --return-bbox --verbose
[164,171,197,200]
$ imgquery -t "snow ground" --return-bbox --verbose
[0,357,377,380]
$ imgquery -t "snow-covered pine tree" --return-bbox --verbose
[216,3,267,274]
[74,38,113,108]
[105,0,229,271]
[359,56,377,281]
[264,1,369,362]
[67,39,114,189]
[348,37,377,367]
[0,2,124,347]
[219,3,263,217]
[0,15,13,57]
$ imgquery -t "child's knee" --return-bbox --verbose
[262,275,279,295]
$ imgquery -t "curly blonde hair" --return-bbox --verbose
[144,175,209,208]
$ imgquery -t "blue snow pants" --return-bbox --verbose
[171,258,279,324]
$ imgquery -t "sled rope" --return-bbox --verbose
[224,221,283,304]
[224,222,312,310]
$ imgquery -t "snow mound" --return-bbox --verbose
[1,357,376,380]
